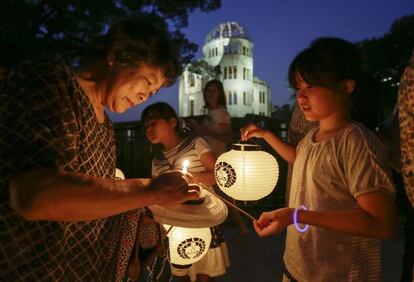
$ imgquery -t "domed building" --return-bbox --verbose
[178,22,272,117]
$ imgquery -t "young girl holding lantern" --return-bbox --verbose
[241,37,398,281]
[141,102,229,282]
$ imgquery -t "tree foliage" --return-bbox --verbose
[0,0,221,69]
[187,59,219,78]
[359,15,414,117]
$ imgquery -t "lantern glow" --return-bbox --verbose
[164,224,211,265]
[214,144,279,201]
[182,159,190,173]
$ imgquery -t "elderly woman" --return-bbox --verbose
[0,14,198,281]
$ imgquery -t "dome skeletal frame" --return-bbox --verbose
[205,21,250,43]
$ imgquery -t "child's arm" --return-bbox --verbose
[254,191,398,239]
[191,151,217,186]
[241,123,296,163]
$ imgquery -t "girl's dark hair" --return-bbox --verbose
[141,102,188,138]
[203,79,227,109]
[82,13,182,87]
[288,37,381,129]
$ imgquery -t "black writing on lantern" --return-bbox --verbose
[215,161,237,188]
[177,237,207,259]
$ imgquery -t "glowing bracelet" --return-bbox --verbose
[293,205,309,232]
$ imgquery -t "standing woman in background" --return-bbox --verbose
[190,79,250,241]
[191,80,233,156]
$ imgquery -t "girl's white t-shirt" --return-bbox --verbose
[285,122,395,282]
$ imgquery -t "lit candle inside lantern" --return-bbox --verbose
[182,159,189,173]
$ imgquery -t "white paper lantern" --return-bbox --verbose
[214,144,279,201]
[115,168,125,180]
[164,225,212,265]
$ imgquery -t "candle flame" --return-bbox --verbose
[182,159,189,173]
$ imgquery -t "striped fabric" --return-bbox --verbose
[152,137,211,176]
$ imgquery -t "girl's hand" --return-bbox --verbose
[253,208,293,237]
[240,123,266,141]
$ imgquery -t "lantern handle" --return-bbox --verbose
[237,137,260,145]
[163,225,174,238]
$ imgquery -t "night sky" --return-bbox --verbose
[108,0,414,122]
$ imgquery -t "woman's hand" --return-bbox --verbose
[240,123,266,141]
[149,171,199,207]
[253,208,293,237]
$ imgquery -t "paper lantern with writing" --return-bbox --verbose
[164,225,212,265]
[214,144,279,200]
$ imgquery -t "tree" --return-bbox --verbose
[359,15,414,118]
[0,0,221,69]
[187,59,219,78]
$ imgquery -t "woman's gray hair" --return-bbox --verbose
[82,13,182,86]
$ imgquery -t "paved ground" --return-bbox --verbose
[173,220,406,282]
[216,223,405,282]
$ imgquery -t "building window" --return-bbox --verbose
[243,92,246,105]
[233,91,237,105]
[190,100,194,116]
[224,67,227,79]
[227,42,239,54]
[233,65,237,79]
[243,67,246,80]
[229,66,232,79]
[259,91,266,103]
[188,73,194,87]
[243,46,246,55]
[228,92,232,105]
[215,47,218,56]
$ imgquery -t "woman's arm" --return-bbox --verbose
[241,123,296,163]
[254,191,398,239]
[9,169,199,222]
